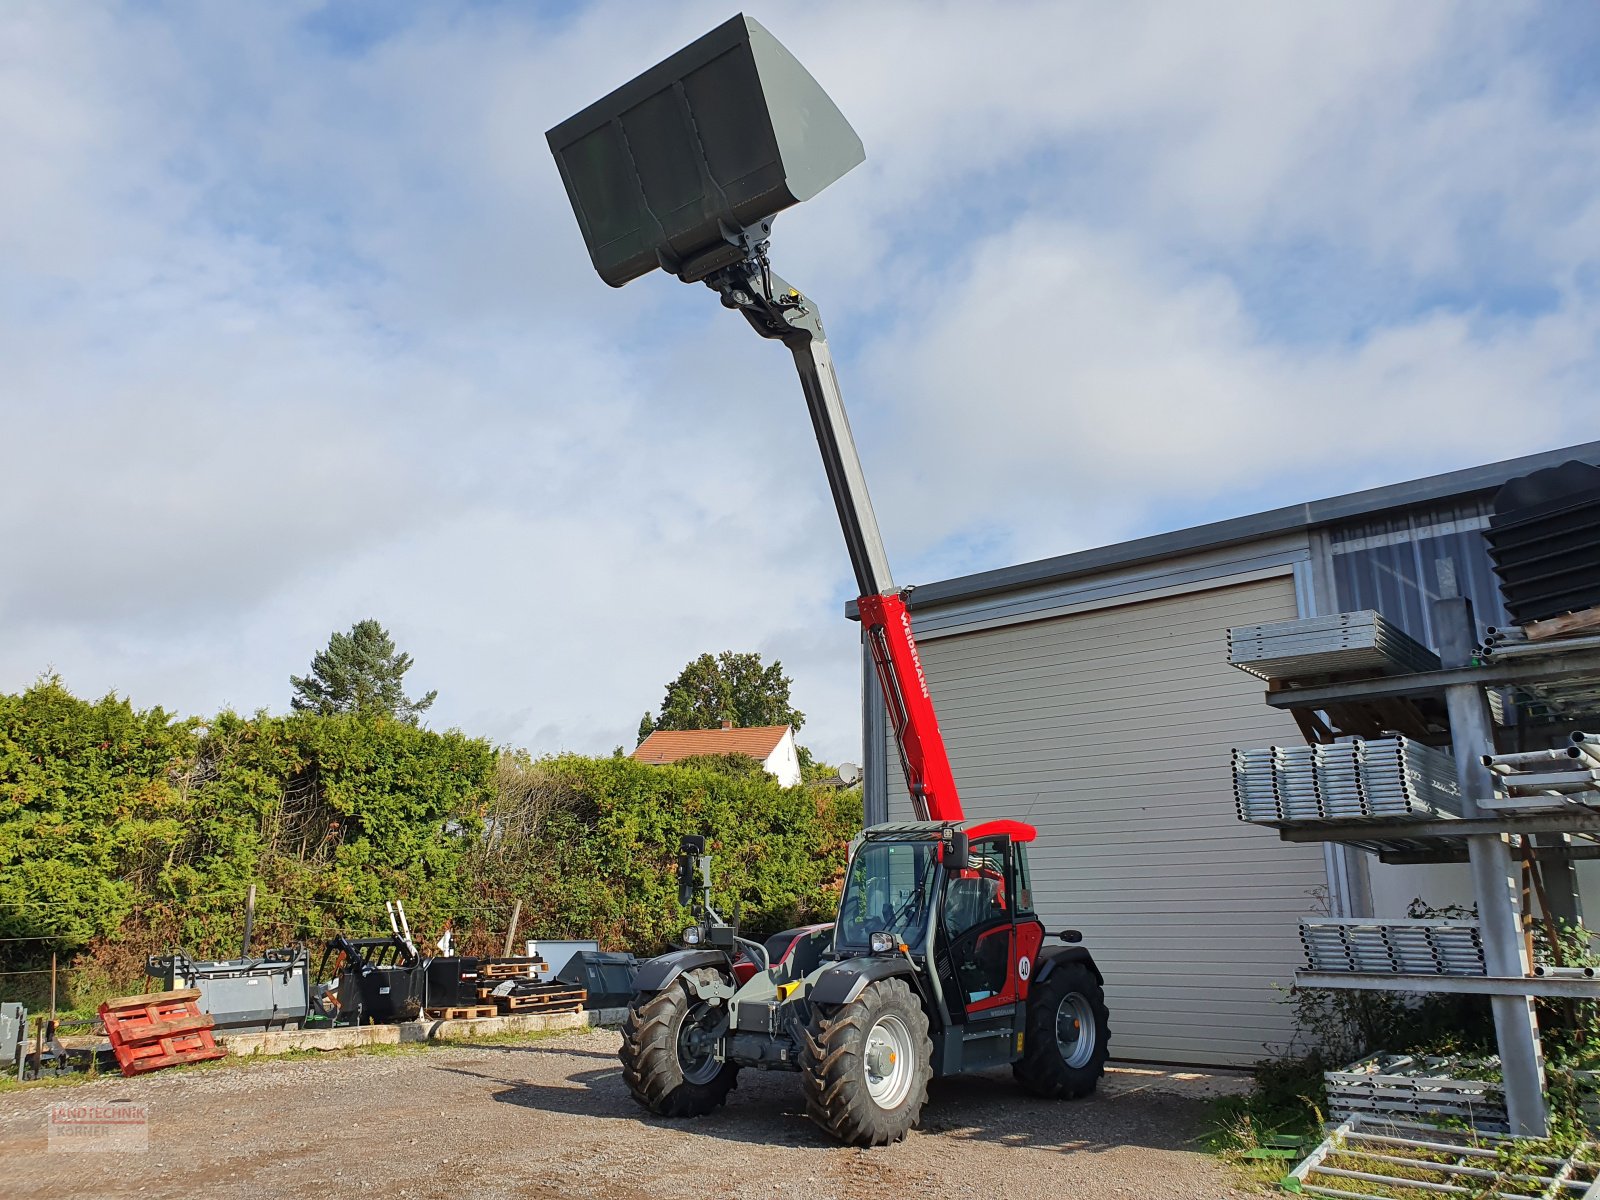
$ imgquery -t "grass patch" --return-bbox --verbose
[1201,1055,1326,1190]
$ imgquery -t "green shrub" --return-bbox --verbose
[0,678,861,1005]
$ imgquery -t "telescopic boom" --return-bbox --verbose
[544,12,964,822]
[699,246,964,823]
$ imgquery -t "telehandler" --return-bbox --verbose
[548,14,1109,1145]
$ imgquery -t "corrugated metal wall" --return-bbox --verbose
[886,576,1328,1066]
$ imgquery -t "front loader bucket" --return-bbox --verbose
[546,13,864,288]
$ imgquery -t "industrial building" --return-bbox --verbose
[860,439,1600,1067]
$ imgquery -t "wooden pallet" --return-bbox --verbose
[100,988,226,1077]
[499,988,586,1013]
[425,1005,498,1021]
[480,956,549,979]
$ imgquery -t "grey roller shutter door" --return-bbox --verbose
[887,576,1325,1066]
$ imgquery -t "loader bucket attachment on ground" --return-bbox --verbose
[546,13,864,288]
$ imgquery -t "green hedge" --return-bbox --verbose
[0,678,860,1007]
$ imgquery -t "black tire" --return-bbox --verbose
[1013,960,1110,1099]
[800,977,932,1146]
[619,967,739,1117]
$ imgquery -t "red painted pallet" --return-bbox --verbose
[99,988,227,1077]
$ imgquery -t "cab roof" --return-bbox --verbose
[864,818,1037,844]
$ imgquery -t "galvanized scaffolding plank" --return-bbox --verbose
[1282,1116,1600,1197]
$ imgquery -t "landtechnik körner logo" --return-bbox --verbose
[47,1101,149,1153]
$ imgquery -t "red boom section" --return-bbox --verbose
[858,591,963,822]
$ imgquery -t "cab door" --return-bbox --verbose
[939,835,1019,1067]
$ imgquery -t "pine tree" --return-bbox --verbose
[290,619,437,724]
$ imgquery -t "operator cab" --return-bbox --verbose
[834,820,1046,1072]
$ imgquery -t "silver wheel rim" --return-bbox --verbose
[1055,992,1096,1069]
[676,1005,722,1086]
[863,1013,915,1110]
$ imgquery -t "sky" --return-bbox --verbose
[2,2,1598,766]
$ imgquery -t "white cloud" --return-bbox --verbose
[860,220,1598,574]
[1,1,1596,766]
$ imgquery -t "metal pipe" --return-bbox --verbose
[1483,748,1583,771]
[1571,733,1600,768]
[396,901,415,954]
[1486,626,1527,640]
[1482,633,1600,658]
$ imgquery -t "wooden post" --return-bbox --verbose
[503,900,522,957]
[32,1016,43,1081]
[241,884,256,958]
[49,951,57,1022]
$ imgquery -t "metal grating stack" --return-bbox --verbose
[1284,1116,1600,1197]
[1227,611,1440,683]
[1232,737,1462,824]
[1325,1054,1506,1131]
[1300,918,1486,976]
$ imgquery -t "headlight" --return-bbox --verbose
[683,927,703,946]
[869,931,896,954]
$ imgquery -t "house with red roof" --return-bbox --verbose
[631,721,801,787]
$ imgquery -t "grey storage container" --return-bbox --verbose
[148,949,310,1031]
[555,952,639,1009]
[0,1002,25,1078]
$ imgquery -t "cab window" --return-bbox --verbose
[1014,844,1035,915]
[942,837,1009,941]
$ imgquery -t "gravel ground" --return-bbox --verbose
[0,1029,1258,1200]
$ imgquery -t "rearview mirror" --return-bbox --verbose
[948,831,970,872]
[677,835,707,907]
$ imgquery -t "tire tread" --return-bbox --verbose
[619,967,738,1117]
[799,977,932,1146]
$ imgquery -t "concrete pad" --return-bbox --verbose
[222,1024,400,1056]
[416,1005,630,1042]
[219,1007,631,1057]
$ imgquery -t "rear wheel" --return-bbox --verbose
[801,977,932,1146]
[1014,960,1110,1099]
[619,967,739,1117]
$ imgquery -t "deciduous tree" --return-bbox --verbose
[638,651,804,740]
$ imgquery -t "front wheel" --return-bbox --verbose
[801,977,932,1146]
[619,967,739,1117]
[1014,959,1110,1098]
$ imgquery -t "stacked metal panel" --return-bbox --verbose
[1232,737,1462,824]
[1300,918,1486,976]
[1227,610,1440,683]
[1285,1117,1600,1196]
[1325,1054,1506,1131]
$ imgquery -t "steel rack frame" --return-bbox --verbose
[1249,597,1600,1138]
